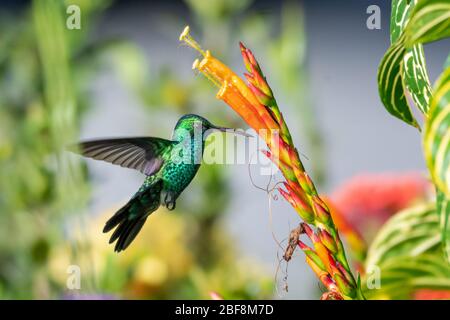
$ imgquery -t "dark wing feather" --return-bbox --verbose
[74,137,174,176]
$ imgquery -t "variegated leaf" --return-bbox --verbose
[437,190,450,263]
[405,0,450,47]
[391,0,433,115]
[366,203,440,269]
[364,203,449,299]
[390,0,416,43]
[403,44,433,114]
[365,254,450,299]
[377,37,420,128]
[424,67,450,196]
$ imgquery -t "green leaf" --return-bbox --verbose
[377,38,420,128]
[390,0,433,114]
[437,190,450,263]
[404,0,450,47]
[377,0,426,127]
[379,0,450,125]
[366,254,450,299]
[32,0,88,210]
[364,203,449,299]
[403,44,433,114]
[390,0,416,43]
[423,67,450,196]
[445,52,450,69]
[366,203,439,268]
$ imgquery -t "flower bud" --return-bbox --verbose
[296,172,317,196]
[334,273,355,298]
[312,196,331,225]
[318,229,338,254]
[302,246,327,274]
[239,42,253,73]
[249,82,272,107]
[278,188,296,208]
[284,184,314,223]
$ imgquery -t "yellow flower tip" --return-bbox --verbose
[179,25,190,41]
[179,25,206,57]
[198,57,208,70]
[192,59,200,70]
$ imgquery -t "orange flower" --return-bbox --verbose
[180,26,360,300]
[180,27,278,135]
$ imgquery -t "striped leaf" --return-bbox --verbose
[405,0,450,47]
[365,254,450,299]
[366,203,440,268]
[437,190,450,263]
[391,0,432,114]
[423,67,450,196]
[377,0,429,127]
[377,37,419,128]
[390,0,416,43]
[364,203,449,299]
[403,44,433,114]
[378,0,450,125]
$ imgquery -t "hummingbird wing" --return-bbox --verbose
[75,137,175,176]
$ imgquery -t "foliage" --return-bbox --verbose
[0,0,278,299]
[329,172,430,264]
[373,0,450,298]
[0,0,106,298]
[378,0,449,127]
[1,0,448,300]
[424,69,450,197]
[180,0,450,300]
[364,203,450,299]
[51,208,273,299]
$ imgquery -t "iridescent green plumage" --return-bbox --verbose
[74,114,248,252]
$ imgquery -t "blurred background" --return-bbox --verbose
[0,0,448,299]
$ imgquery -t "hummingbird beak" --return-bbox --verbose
[212,125,253,138]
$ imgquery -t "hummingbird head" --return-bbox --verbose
[172,114,251,141]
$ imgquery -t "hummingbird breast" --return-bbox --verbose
[161,161,200,196]
[160,138,203,198]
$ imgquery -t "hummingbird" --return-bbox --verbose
[73,114,250,252]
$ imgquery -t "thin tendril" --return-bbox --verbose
[247,151,284,252]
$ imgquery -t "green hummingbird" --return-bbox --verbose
[73,114,250,252]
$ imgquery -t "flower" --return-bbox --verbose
[330,172,430,239]
[181,26,361,299]
[209,291,224,300]
[413,289,450,300]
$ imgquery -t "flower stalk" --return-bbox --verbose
[180,26,362,299]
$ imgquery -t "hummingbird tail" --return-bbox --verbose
[103,178,163,252]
